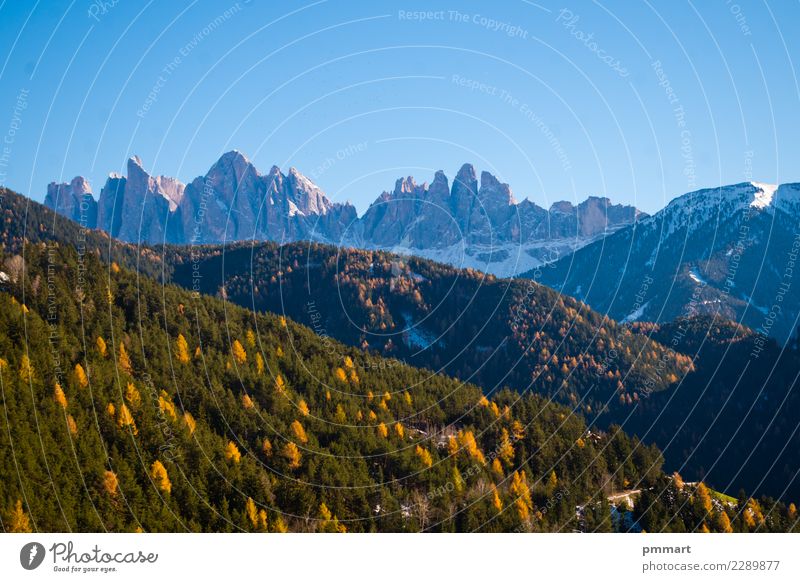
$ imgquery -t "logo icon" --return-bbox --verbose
[20,542,46,570]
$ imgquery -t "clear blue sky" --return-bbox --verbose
[0,0,798,214]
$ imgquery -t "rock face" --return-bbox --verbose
[535,182,800,343]
[44,176,97,228]
[354,164,643,275]
[45,154,640,275]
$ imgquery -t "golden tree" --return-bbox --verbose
[150,460,171,494]
[377,422,388,438]
[262,438,273,457]
[298,399,310,416]
[117,403,138,435]
[415,445,433,468]
[245,497,259,529]
[394,423,404,439]
[232,340,247,365]
[175,333,190,364]
[255,352,265,374]
[510,470,532,521]
[334,367,347,382]
[225,441,242,463]
[158,391,177,421]
[66,415,78,435]
[695,482,713,514]
[125,382,141,408]
[54,383,68,409]
[103,470,119,496]
[96,335,107,357]
[242,394,255,410]
[491,484,503,512]
[183,411,196,435]
[318,502,347,533]
[118,343,132,374]
[282,442,302,469]
[74,363,89,388]
[245,329,256,348]
[7,499,32,533]
[291,420,308,443]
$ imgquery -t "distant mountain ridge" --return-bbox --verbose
[44,151,642,275]
[534,181,800,343]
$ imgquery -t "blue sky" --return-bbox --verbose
[0,0,798,214]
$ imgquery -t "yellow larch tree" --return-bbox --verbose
[66,415,78,435]
[415,445,433,468]
[225,441,242,463]
[394,422,404,439]
[255,352,265,374]
[262,438,273,457]
[245,329,256,348]
[150,460,171,493]
[319,502,347,533]
[183,411,196,435]
[377,422,388,438]
[491,457,503,477]
[54,383,68,409]
[116,403,138,435]
[118,343,132,374]
[103,470,119,496]
[274,374,286,394]
[291,420,308,443]
[695,482,713,514]
[74,363,89,388]
[242,394,255,410]
[96,336,107,357]
[283,442,302,469]
[124,382,141,408]
[334,404,346,424]
[175,333,190,364]
[334,367,347,382]
[158,391,177,421]
[510,470,532,522]
[232,339,247,365]
[272,515,288,532]
[7,499,32,533]
[298,399,309,416]
[491,484,503,512]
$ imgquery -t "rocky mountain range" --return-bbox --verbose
[44,152,642,275]
[534,182,800,343]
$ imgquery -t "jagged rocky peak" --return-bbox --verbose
[286,166,332,215]
[44,176,97,227]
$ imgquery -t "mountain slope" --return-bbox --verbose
[168,240,693,416]
[534,182,800,343]
[4,189,777,533]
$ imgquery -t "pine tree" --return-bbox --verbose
[19,354,34,383]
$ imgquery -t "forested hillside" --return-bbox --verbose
[1,206,795,532]
[168,241,693,417]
